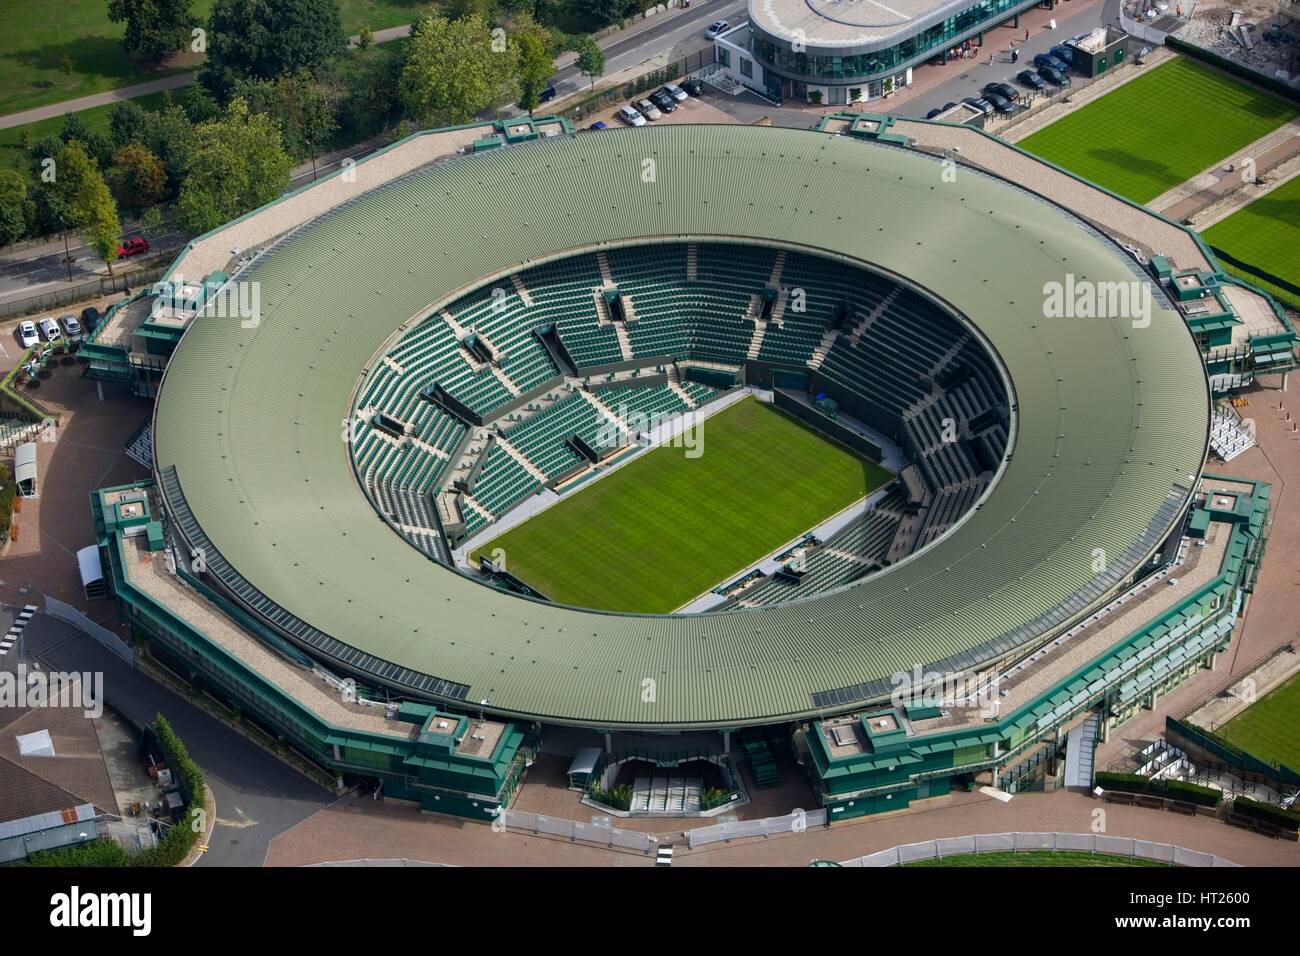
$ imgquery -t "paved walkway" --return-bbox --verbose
[0,73,197,131]
[675,789,1300,866]
[1149,117,1300,217]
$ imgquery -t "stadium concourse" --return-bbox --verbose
[80,114,1280,826]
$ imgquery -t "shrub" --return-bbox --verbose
[0,464,15,539]
[1231,796,1300,831]
[1095,771,1222,807]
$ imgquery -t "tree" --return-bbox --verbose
[109,101,152,150]
[570,0,638,30]
[0,171,34,247]
[176,98,292,234]
[107,0,195,64]
[398,14,518,126]
[574,35,605,90]
[109,145,168,212]
[179,84,222,123]
[445,0,499,20]
[513,17,555,115]
[201,0,347,97]
[52,141,122,278]
[138,206,167,242]
[234,70,338,162]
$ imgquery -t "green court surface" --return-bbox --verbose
[1201,175,1300,312]
[1216,670,1300,771]
[905,851,1169,867]
[1017,56,1297,204]
[473,397,893,613]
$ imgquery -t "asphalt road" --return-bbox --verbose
[25,612,331,866]
[542,0,748,107]
[0,228,187,312]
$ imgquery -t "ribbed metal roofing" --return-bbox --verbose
[152,125,1209,729]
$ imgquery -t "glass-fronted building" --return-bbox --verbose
[713,0,1055,104]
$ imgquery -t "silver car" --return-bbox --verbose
[634,98,661,121]
[61,314,84,341]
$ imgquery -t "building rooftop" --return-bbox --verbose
[750,0,962,49]
[151,124,1209,729]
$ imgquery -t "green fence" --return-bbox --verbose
[1166,715,1300,787]
[1165,36,1300,104]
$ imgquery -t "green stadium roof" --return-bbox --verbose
[152,124,1209,729]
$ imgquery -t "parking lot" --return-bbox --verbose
[583,84,741,131]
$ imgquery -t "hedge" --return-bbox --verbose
[1165,37,1300,105]
[0,464,14,540]
[1231,796,1300,831]
[1095,771,1223,807]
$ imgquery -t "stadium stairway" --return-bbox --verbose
[630,777,703,814]
[1064,713,1101,790]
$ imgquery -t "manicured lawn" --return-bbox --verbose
[0,0,436,117]
[473,397,893,613]
[0,92,170,179]
[905,850,1169,867]
[1216,670,1300,771]
[0,0,212,116]
[1018,56,1297,204]
[1201,175,1300,312]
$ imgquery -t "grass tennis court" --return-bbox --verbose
[905,851,1168,867]
[1018,56,1298,204]
[473,397,893,613]
[1201,175,1300,311]
[1216,670,1300,771]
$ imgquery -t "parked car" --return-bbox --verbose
[60,314,83,342]
[588,120,608,130]
[1050,44,1075,66]
[117,236,150,258]
[616,105,647,127]
[1037,64,1070,87]
[634,98,661,120]
[1017,69,1047,90]
[17,321,39,348]
[926,106,944,119]
[962,97,994,115]
[662,82,689,103]
[983,82,1019,102]
[705,20,730,39]
[538,83,557,104]
[80,306,102,331]
[984,91,1013,113]
[1034,52,1069,73]
[649,90,677,113]
[682,78,704,96]
[38,317,62,341]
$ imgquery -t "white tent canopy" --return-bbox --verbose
[14,442,36,497]
[77,546,106,600]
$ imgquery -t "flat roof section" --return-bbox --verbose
[749,0,1004,53]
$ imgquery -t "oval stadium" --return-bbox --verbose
[85,116,1275,823]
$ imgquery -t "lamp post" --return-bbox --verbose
[59,215,73,282]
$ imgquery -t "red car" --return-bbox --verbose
[117,236,150,258]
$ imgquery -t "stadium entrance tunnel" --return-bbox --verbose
[347,238,1014,615]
